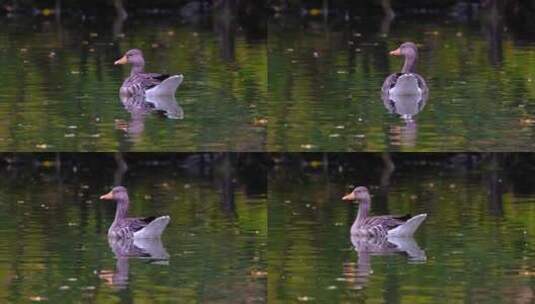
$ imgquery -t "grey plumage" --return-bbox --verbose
[381,42,428,98]
[115,49,183,96]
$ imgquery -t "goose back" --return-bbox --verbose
[109,216,157,239]
[351,214,410,237]
[120,73,171,96]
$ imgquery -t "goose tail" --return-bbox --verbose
[134,216,171,238]
[133,238,170,260]
[387,214,426,237]
[146,75,184,97]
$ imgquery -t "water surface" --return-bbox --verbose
[0,154,267,302]
[0,13,267,151]
[268,12,535,151]
[269,154,535,303]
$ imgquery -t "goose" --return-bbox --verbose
[114,49,183,97]
[381,42,428,98]
[100,186,170,239]
[342,186,426,237]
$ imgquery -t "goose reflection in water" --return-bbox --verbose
[98,237,169,289]
[115,94,184,140]
[342,235,426,290]
[382,92,428,147]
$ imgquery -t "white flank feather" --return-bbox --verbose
[146,75,184,97]
[387,214,427,237]
[133,216,171,238]
[145,94,184,120]
[133,238,170,260]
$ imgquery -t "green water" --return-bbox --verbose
[0,14,267,151]
[7,10,535,152]
[269,155,535,303]
[0,154,267,303]
[268,13,535,151]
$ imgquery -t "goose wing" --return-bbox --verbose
[382,73,401,95]
[137,73,170,90]
[414,73,428,94]
[363,214,410,236]
[124,73,170,91]
[124,216,156,232]
[382,73,428,96]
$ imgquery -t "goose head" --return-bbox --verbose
[100,186,129,202]
[342,186,371,203]
[114,49,145,67]
[389,42,418,58]
[389,42,418,73]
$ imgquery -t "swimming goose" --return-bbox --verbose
[381,42,428,97]
[114,49,183,97]
[100,186,170,239]
[342,186,426,237]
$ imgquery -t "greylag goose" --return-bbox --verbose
[114,49,184,97]
[100,186,170,239]
[342,186,426,237]
[381,42,428,97]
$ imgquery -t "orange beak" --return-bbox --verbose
[100,191,114,200]
[114,56,127,65]
[389,48,401,56]
[342,192,356,201]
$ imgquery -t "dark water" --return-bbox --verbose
[269,155,535,303]
[0,14,267,151]
[0,154,267,302]
[268,12,535,151]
